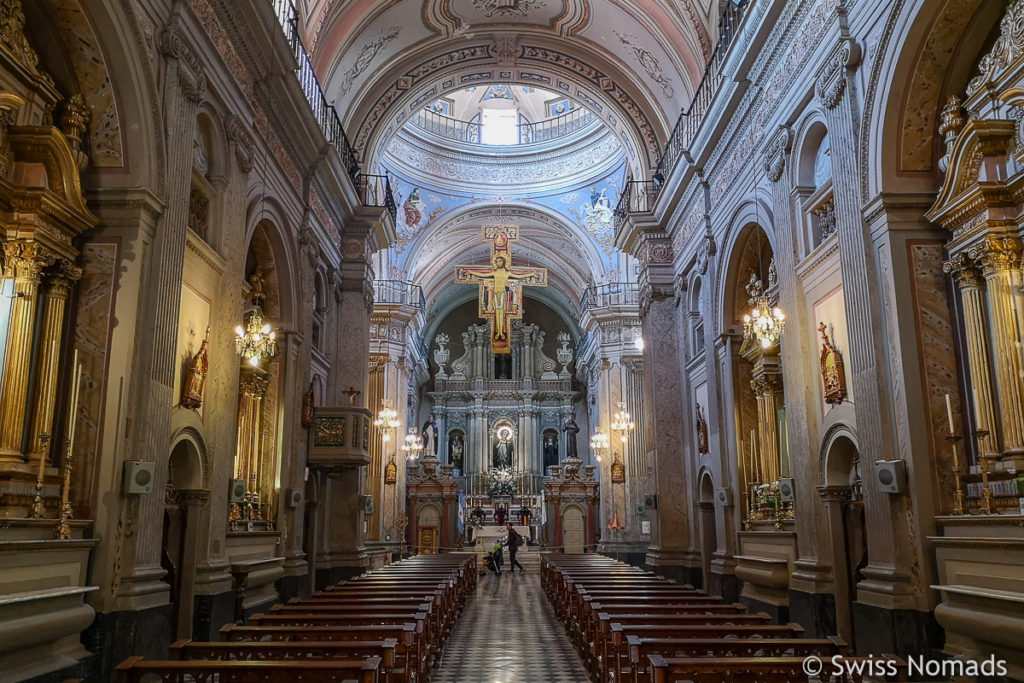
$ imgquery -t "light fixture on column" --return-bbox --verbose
[235,274,277,367]
[742,196,784,349]
[374,399,399,443]
[590,426,609,463]
[402,426,424,462]
[611,400,635,445]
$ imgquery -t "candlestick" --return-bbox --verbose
[945,394,955,435]
[750,429,758,483]
[30,433,51,519]
[56,437,74,540]
[944,434,966,515]
[974,429,993,514]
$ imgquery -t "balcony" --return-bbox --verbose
[615,0,749,241]
[580,282,640,315]
[373,280,425,310]
[410,106,597,147]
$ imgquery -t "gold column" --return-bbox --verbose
[28,262,81,464]
[235,370,268,492]
[0,242,56,461]
[971,237,1024,456]
[752,363,782,484]
[943,254,998,455]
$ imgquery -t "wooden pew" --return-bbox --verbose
[115,654,382,682]
[221,623,424,682]
[170,638,398,683]
[646,653,908,683]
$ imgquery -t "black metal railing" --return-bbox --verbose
[358,174,397,223]
[412,106,596,145]
[580,282,641,314]
[655,0,748,186]
[613,180,658,234]
[373,280,425,310]
[270,0,361,184]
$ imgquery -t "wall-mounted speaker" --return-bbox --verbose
[874,460,906,494]
[285,488,304,508]
[363,494,374,515]
[715,487,733,507]
[644,494,658,510]
[777,478,795,502]
[228,478,247,503]
[122,461,154,495]
[635,503,647,515]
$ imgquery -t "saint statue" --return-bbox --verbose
[422,414,439,456]
[449,433,464,472]
[696,403,709,454]
[301,380,315,429]
[180,327,210,410]
[543,433,559,470]
[494,437,513,468]
[563,412,580,460]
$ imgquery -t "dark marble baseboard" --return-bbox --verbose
[81,602,173,683]
[315,565,366,590]
[709,571,740,603]
[278,573,311,603]
[851,602,944,659]
[644,562,703,588]
[789,589,836,638]
[192,591,236,641]
[740,595,789,624]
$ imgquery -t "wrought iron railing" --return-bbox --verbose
[519,107,596,144]
[580,283,641,314]
[412,106,596,146]
[373,280,425,309]
[269,1,362,185]
[614,0,748,237]
[358,174,397,223]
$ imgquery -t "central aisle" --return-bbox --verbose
[432,572,590,683]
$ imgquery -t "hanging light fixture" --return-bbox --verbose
[235,274,277,367]
[374,398,400,444]
[590,426,609,463]
[402,426,424,462]
[611,400,635,445]
[742,194,785,349]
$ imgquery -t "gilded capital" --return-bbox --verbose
[2,241,57,281]
[942,252,984,288]
[239,371,270,398]
[969,236,1022,276]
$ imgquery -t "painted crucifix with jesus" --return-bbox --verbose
[455,225,547,354]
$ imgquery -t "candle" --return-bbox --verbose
[945,393,955,435]
[67,350,81,456]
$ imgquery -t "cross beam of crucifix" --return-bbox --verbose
[454,225,547,354]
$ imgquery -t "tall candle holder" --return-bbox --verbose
[944,433,966,515]
[56,437,75,540]
[30,433,51,519]
[974,429,993,514]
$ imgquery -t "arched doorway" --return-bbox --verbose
[417,504,440,554]
[163,436,207,639]
[819,431,865,647]
[562,505,585,554]
[698,471,717,592]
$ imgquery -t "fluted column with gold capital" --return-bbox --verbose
[752,368,783,485]
[970,236,1024,457]
[0,241,57,461]
[943,253,998,456]
[28,262,82,465]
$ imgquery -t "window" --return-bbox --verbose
[481,109,518,145]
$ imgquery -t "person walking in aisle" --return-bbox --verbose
[505,523,525,575]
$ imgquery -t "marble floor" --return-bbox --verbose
[432,571,590,682]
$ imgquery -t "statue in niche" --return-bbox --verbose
[563,412,580,460]
[448,432,464,472]
[696,403,709,454]
[180,327,210,410]
[422,414,439,456]
[543,432,559,471]
[494,436,513,468]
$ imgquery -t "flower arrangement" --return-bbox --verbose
[484,467,517,497]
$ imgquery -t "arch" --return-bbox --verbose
[561,502,586,554]
[194,104,229,181]
[819,424,861,487]
[418,502,441,528]
[244,198,300,330]
[716,194,775,337]
[860,0,1004,200]
[698,467,715,503]
[791,116,831,190]
[169,426,208,490]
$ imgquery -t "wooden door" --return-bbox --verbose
[418,526,438,554]
[562,506,584,553]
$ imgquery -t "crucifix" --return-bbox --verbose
[454,225,547,354]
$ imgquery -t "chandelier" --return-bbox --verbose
[590,426,609,463]
[374,399,399,444]
[611,401,635,445]
[235,273,277,367]
[402,426,424,462]
[235,306,277,367]
[742,270,785,349]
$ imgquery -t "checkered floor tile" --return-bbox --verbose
[432,572,590,682]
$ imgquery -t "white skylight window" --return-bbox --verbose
[481,109,518,145]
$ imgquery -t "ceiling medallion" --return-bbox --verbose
[472,0,545,18]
